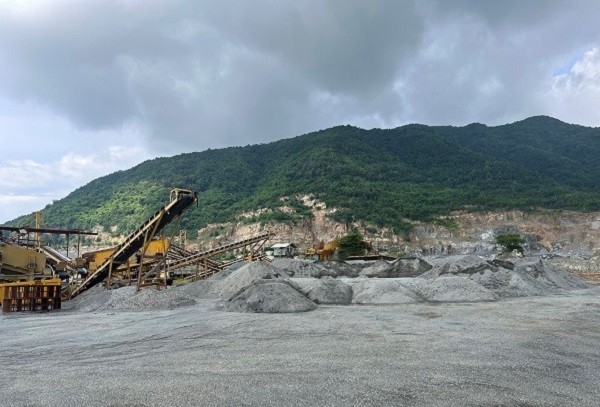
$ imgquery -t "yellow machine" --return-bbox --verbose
[0,241,50,281]
[83,237,170,273]
[318,239,339,261]
[1,278,61,313]
[304,239,339,261]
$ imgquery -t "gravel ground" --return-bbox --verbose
[2,289,600,407]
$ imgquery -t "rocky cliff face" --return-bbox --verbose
[193,205,600,273]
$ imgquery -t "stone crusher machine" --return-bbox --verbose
[0,222,98,313]
[0,242,62,313]
[69,189,198,299]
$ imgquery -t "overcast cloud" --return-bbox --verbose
[1,0,599,222]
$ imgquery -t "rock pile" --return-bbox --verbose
[66,255,595,314]
[292,276,353,304]
[226,280,317,313]
[358,257,432,278]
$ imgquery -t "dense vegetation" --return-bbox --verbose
[337,232,368,259]
[496,234,526,255]
[6,116,600,236]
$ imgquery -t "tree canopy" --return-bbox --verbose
[5,116,599,236]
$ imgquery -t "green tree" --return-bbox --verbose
[496,233,526,254]
[337,231,367,259]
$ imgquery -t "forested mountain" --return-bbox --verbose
[6,116,600,236]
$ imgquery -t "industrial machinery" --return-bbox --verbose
[69,189,198,298]
[0,240,52,281]
[306,239,339,261]
[1,279,61,313]
[145,232,274,283]
[0,220,98,313]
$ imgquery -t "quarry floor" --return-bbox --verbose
[2,290,600,407]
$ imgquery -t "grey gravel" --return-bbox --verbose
[2,290,600,406]
[293,276,353,304]
[226,280,317,313]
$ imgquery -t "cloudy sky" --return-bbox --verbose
[1,0,599,223]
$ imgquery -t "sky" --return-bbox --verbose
[1,0,599,223]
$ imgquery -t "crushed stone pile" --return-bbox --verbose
[208,262,290,300]
[271,258,328,277]
[421,255,591,299]
[351,279,422,304]
[65,256,595,313]
[65,285,196,312]
[206,261,249,281]
[226,280,317,313]
[291,276,352,304]
[319,261,364,278]
[359,258,433,278]
[402,277,497,302]
[421,255,492,278]
[272,259,365,278]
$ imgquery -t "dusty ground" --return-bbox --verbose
[2,290,600,407]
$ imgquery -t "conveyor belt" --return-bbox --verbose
[69,189,197,298]
[166,232,274,272]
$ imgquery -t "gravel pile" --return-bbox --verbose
[226,280,317,313]
[422,255,591,299]
[65,257,595,313]
[351,279,422,304]
[66,285,196,312]
[359,258,432,278]
[209,261,289,300]
[403,277,497,302]
[271,258,330,277]
[291,276,353,304]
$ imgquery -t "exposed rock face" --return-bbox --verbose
[194,209,599,263]
[226,281,317,313]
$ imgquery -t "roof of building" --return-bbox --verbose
[271,243,297,248]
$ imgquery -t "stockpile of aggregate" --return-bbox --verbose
[226,280,317,313]
[208,261,290,300]
[291,276,353,304]
[421,255,591,298]
[271,258,331,277]
[65,285,196,312]
[350,279,421,304]
[358,257,433,278]
[65,261,318,314]
[65,256,595,313]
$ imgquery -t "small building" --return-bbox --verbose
[271,243,298,258]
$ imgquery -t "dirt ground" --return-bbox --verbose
[2,290,600,407]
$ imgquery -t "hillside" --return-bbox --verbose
[6,116,600,237]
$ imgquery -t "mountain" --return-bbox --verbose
[6,116,600,237]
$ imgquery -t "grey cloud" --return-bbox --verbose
[0,0,599,156]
